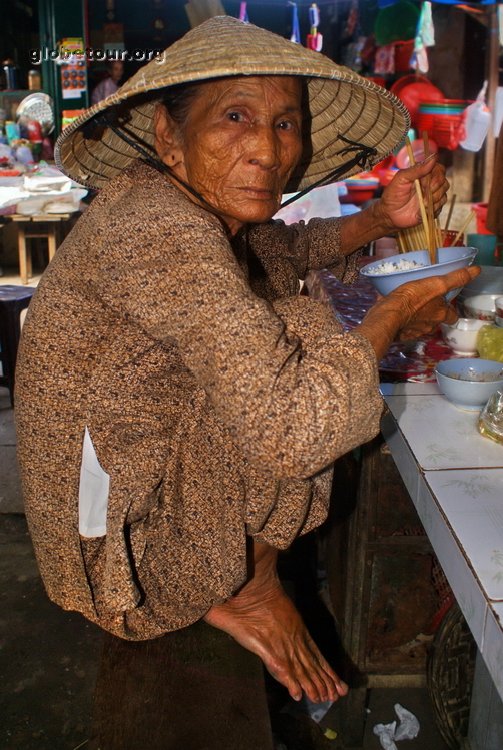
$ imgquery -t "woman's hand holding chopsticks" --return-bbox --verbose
[374,154,449,232]
[337,156,450,258]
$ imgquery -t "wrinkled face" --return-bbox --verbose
[155,76,304,235]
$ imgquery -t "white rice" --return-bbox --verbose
[366,259,426,275]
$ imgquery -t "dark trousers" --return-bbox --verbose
[88,619,274,750]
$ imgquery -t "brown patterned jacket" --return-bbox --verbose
[15,161,382,640]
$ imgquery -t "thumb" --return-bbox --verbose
[402,152,437,180]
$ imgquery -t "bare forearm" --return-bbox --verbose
[338,201,391,257]
[356,296,408,361]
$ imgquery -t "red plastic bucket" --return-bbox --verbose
[473,203,491,235]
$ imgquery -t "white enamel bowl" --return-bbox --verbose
[440,318,487,356]
[463,294,500,322]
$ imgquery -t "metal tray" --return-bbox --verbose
[15,92,54,136]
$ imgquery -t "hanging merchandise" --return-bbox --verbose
[459,81,491,152]
[374,44,396,76]
[341,37,366,73]
[374,1,419,46]
[307,4,323,52]
[289,2,301,44]
[411,2,435,74]
[238,2,249,23]
[344,0,359,38]
[373,0,419,75]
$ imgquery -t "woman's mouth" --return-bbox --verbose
[240,187,275,199]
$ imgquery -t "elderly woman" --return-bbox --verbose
[15,16,477,724]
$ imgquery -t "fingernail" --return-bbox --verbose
[420,153,436,165]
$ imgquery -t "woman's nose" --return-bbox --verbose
[247,125,280,169]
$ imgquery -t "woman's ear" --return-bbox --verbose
[153,105,184,169]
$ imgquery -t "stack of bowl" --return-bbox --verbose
[340,175,380,205]
[417,100,471,149]
[463,294,502,322]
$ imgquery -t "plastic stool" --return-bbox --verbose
[0,285,36,406]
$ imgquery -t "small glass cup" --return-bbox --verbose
[478,388,503,445]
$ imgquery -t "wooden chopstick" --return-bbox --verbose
[444,193,457,233]
[422,131,437,264]
[452,210,476,247]
[397,233,406,253]
[405,137,432,261]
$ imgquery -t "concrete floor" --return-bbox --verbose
[0,263,454,748]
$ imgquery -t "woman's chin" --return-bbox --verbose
[221,204,281,232]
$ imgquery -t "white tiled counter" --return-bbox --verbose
[380,381,503,747]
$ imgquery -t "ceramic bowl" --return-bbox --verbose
[440,318,487,356]
[456,266,503,307]
[435,358,503,411]
[463,294,500,321]
[360,246,477,299]
[340,177,379,205]
[495,296,503,327]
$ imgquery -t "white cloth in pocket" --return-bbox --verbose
[78,427,109,537]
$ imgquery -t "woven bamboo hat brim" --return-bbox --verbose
[55,15,410,192]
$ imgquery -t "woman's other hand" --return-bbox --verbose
[373,154,449,232]
[357,265,481,360]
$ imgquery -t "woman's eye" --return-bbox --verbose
[226,111,244,122]
[277,120,296,132]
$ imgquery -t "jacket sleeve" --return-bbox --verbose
[91,206,382,481]
[245,216,364,285]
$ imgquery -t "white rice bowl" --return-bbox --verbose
[360,246,477,298]
[366,258,426,275]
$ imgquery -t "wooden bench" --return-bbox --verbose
[8,212,79,284]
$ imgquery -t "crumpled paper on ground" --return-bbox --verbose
[373,704,420,749]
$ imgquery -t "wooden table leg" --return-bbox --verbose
[26,235,32,280]
[47,225,57,261]
[17,224,29,284]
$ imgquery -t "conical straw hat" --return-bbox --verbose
[55,16,410,192]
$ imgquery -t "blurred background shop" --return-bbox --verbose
[0,2,501,239]
[0,1,501,188]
